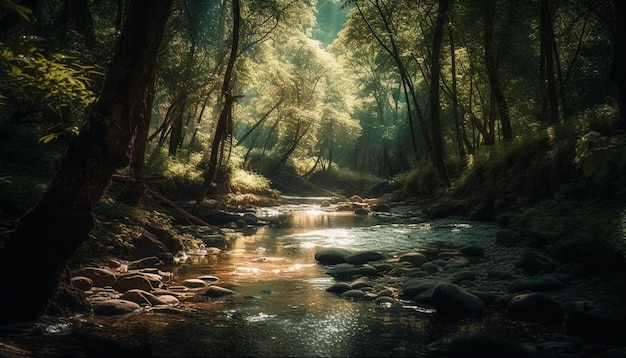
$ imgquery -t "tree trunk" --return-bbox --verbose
[430,0,450,186]
[199,0,241,199]
[120,69,157,206]
[484,0,513,141]
[612,0,626,129]
[539,0,560,124]
[0,0,172,325]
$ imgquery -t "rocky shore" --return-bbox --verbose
[2,195,626,357]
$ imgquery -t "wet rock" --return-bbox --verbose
[398,252,427,267]
[181,278,208,289]
[326,263,358,277]
[449,270,479,284]
[198,275,220,283]
[93,299,141,316]
[447,332,535,358]
[420,262,438,274]
[340,289,365,299]
[326,282,351,294]
[507,292,564,325]
[71,267,117,288]
[402,278,441,298]
[355,265,380,277]
[242,212,259,225]
[374,296,396,305]
[314,248,353,265]
[459,245,484,257]
[121,289,166,306]
[155,295,180,306]
[431,282,485,318]
[372,263,394,273]
[71,276,93,291]
[346,250,385,265]
[112,274,153,293]
[204,285,236,298]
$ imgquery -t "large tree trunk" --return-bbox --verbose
[429,0,450,186]
[0,0,172,325]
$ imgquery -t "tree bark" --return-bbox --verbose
[0,0,172,325]
[430,0,450,186]
[612,0,626,129]
[484,0,513,141]
[199,0,241,199]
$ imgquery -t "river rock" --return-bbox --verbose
[93,299,142,316]
[314,248,353,265]
[204,285,236,298]
[402,278,441,299]
[398,252,427,267]
[420,262,438,274]
[72,267,117,288]
[325,263,358,277]
[71,276,93,291]
[121,289,166,306]
[340,289,365,299]
[447,332,535,358]
[507,292,564,324]
[459,245,484,257]
[112,274,154,293]
[182,278,208,288]
[355,265,379,277]
[431,283,485,318]
[155,295,180,306]
[345,250,385,265]
[326,282,351,294]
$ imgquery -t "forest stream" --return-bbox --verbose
[2,197,626,357]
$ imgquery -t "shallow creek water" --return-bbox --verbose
[12,200,568,357]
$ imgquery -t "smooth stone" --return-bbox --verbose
[345,250,385,265]
[120,289,165,306]
[431,282,485,318]
[93,299,141,316]
[326,282,351,294]
[204,285,236,298]
[340,289,364,299]
[70,276,93,291]
[112,274,153,293]
[398,252,428,267]
[315,248,353,265]
[182,278,208,288]
[71,267,116,287]
[507,292,564,325]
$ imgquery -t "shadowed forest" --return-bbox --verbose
[1,0,626,356]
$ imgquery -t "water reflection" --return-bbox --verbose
[70,208,507,357]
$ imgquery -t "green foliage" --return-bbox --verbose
[0,40,101,110]
[574,131,626,182]
[309,166,382,196]
[0,0,32,21]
